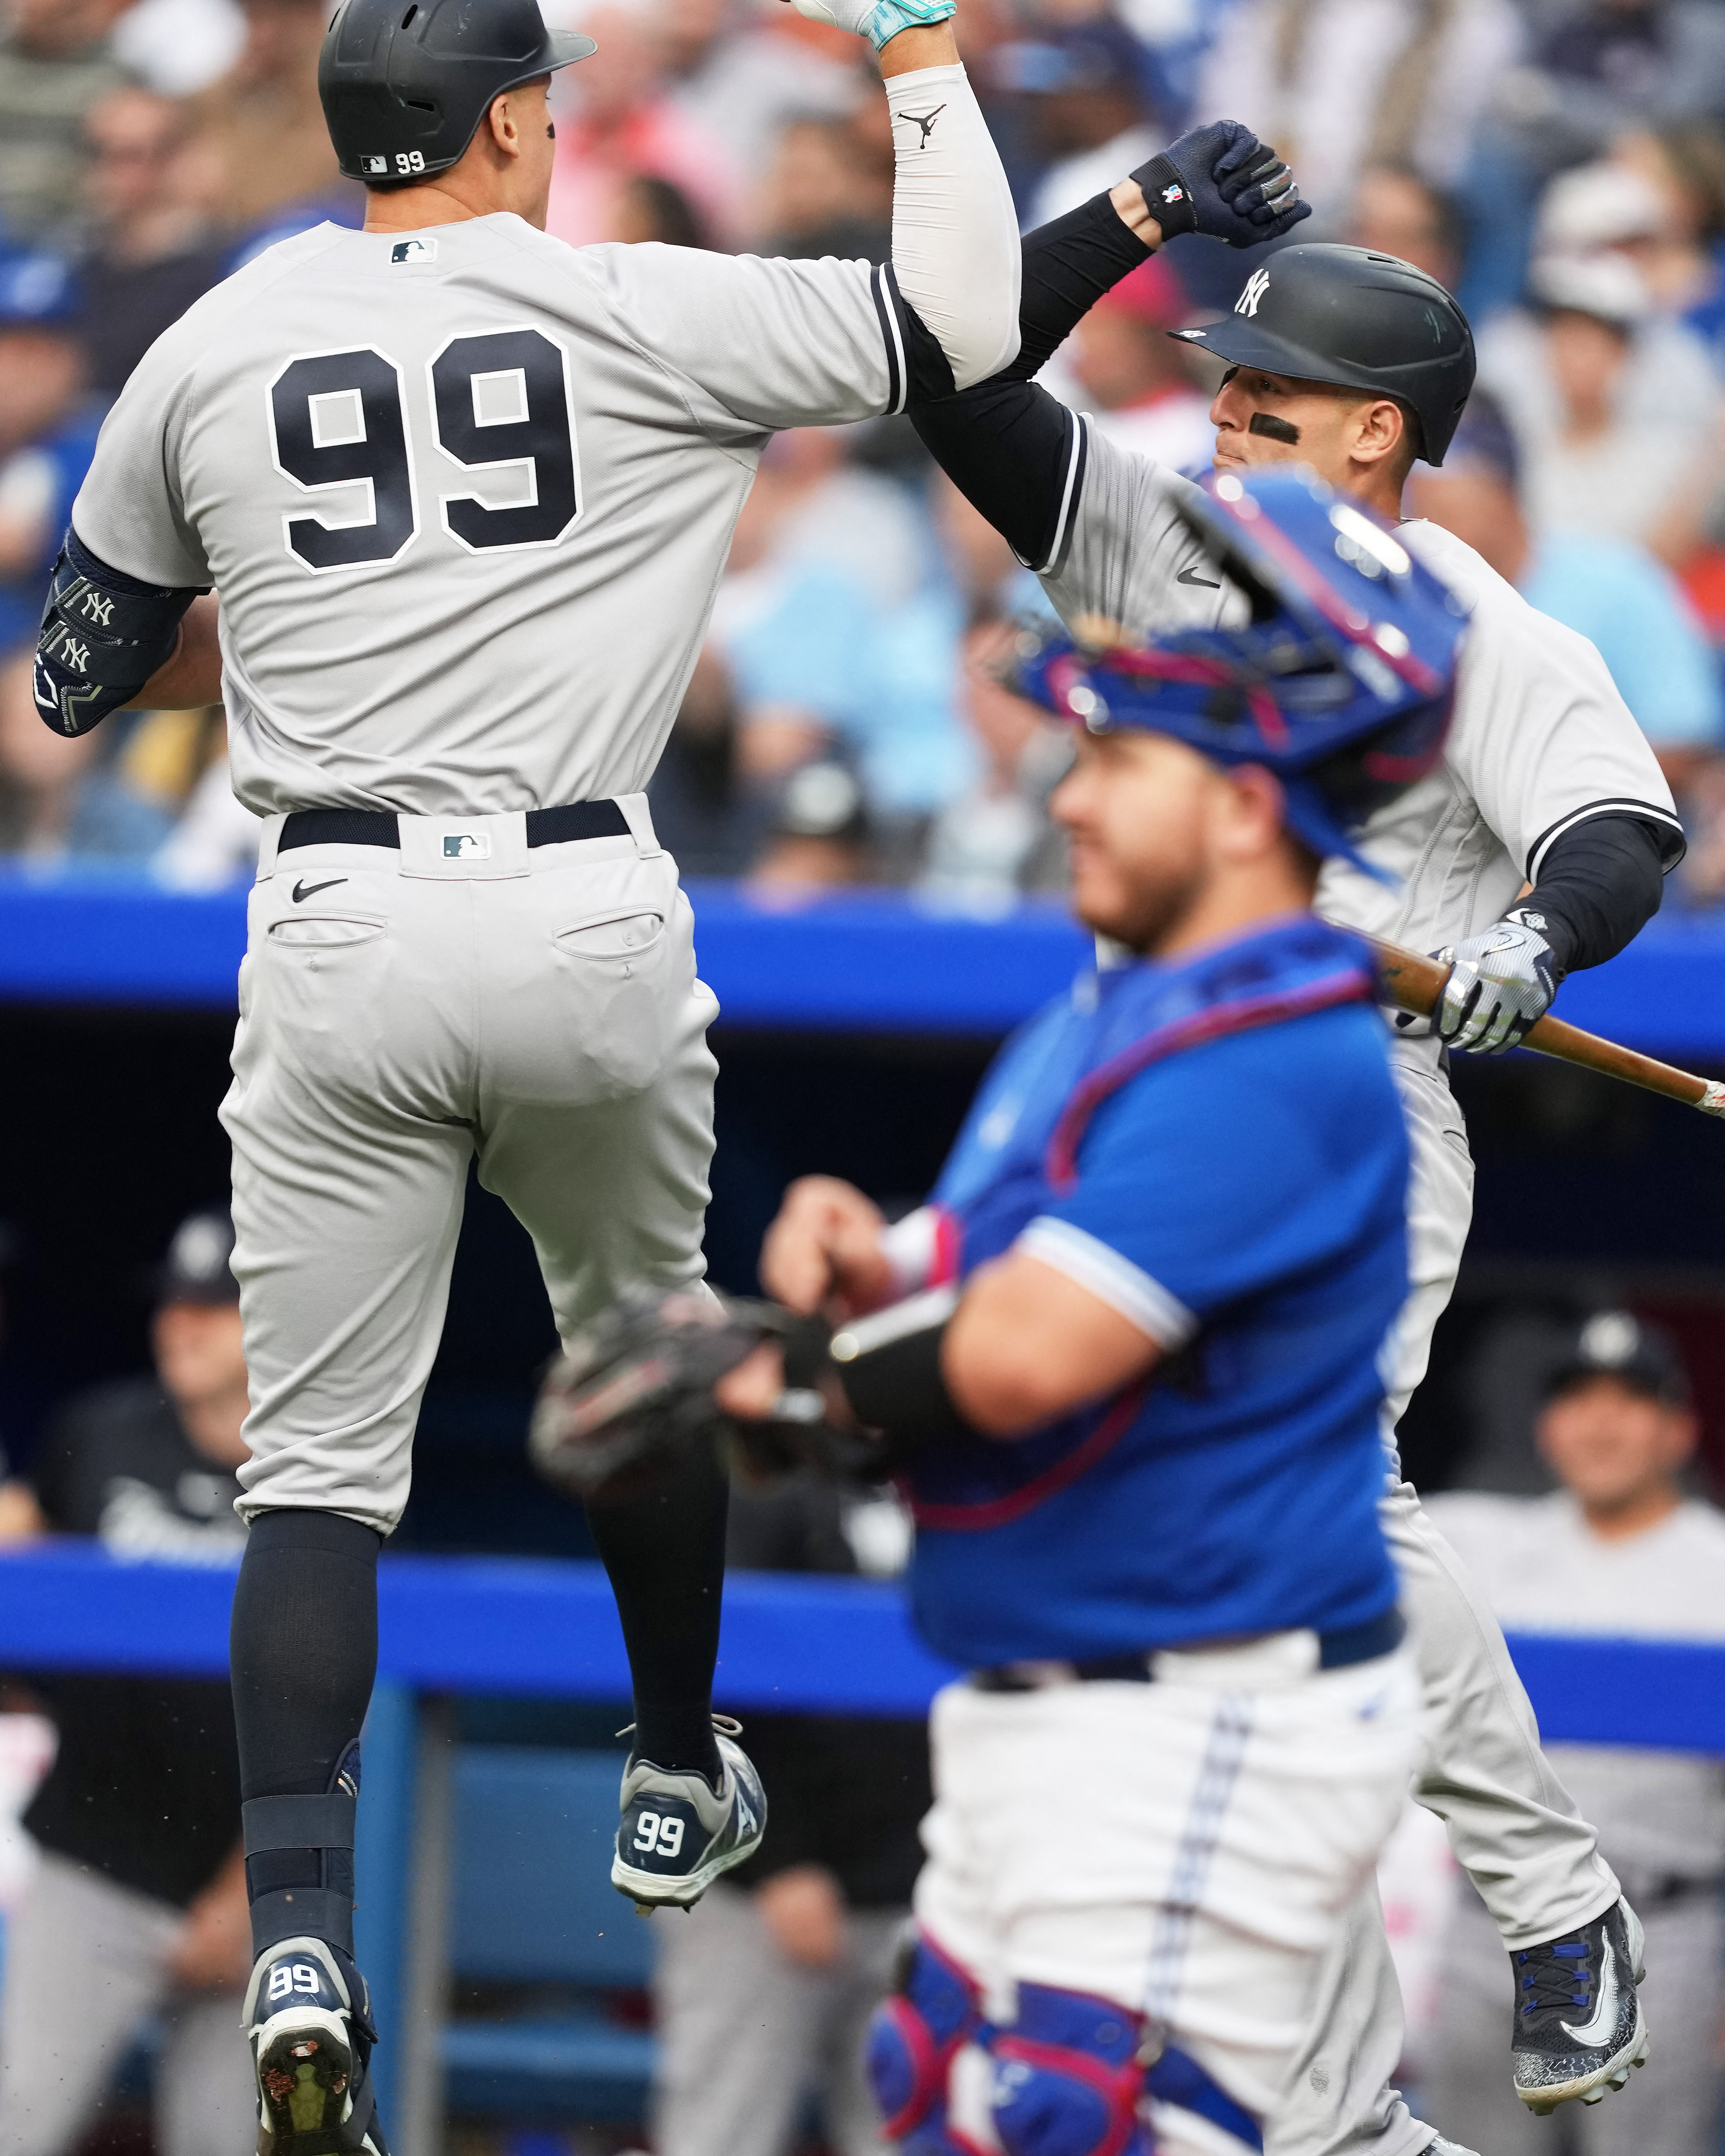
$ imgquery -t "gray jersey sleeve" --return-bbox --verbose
[575,240,905,438]
[71,317,212,588]
[1400,523,1684,877]
[1039,420,1241,639]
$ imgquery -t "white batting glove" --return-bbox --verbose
[1433,910,1563,1056]
[785,0,953,51]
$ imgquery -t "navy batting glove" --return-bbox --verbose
[1132,120,1311,249]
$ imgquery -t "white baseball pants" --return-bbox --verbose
[1271,1053,1620,2156]
[914,1638,1425,2156]
[223,798,717,1533]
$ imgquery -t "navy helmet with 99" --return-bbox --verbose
[1020,465,1467,873]
[319,0,597,187]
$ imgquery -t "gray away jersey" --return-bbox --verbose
[1043,422,1683,1000]
[72,216,913,817]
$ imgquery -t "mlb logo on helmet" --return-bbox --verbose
[362,155,389,174]
[442,831,492,860]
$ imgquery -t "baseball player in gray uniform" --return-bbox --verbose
[906,164,1683,2156]
[28,0,1031,2143]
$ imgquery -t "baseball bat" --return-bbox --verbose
[1370,937,1725,1120]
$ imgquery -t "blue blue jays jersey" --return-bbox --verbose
[906,914,1409,1668]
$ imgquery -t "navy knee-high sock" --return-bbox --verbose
[230,1508,381,1959]
[584,1440,728,1784]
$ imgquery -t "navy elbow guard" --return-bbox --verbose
[34,530,203,737]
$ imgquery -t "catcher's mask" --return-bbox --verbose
[1017,465,1466,876]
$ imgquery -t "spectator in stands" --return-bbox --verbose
[76,85,227,398]
[183,0,358,244]
[1407,393,1722,774]
[0,250,104,854]
[0,0,127,251]
[1006,20,1162,230]
[1483,248,1708,549]
[545,4,733,249]
[1424,1310,1725,2156]
[919,610,1069,909]
[0,1208,253,2156]
[609,170,708,248]
[1062,254,1213,472]
[648,644,769,878]
[1347,162,1463,289]
[651,1469,928,2156]
[710,426,974,839]
[754,115,891,264]
[110,0,247,98]
[1502,0,1725,177]
[750,753,874,889]
[1477,160,1722,523]
[659,0,864,199]
[1191,0,1518,226]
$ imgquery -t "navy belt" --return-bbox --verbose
[973,1608,1405,1693]
[279,800,630,853]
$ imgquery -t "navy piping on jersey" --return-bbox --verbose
[1526,796,1686,881]
[1032,408,1090,577]
[871,262,909,417]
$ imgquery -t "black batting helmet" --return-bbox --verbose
[1170,244,1476,464]
[319,0,597,187]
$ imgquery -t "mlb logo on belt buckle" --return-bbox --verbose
[442,831,492,860]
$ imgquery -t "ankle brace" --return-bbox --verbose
[243,1758,359,1958]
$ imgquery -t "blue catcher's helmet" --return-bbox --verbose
[1021,467,1467,871]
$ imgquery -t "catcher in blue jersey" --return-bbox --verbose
[535,465,1464,2156]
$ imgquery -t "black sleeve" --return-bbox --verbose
[1525,812,1672,974]
[906,194,1149,570]
[1009,192,1154,381]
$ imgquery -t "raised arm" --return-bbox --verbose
[911,125,1308,565]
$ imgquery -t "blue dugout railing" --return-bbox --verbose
[1,1541,1723,2130]
[4,872,1725,1054]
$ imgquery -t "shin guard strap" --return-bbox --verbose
[249,1886,358,1956]
[243,1792,357,1854]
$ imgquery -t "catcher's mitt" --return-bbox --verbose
[529,1286,786,1502]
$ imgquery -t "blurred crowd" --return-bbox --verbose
[10,0,1725,904]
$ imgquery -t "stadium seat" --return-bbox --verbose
[443,1746,657,2122]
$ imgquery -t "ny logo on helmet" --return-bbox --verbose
[1236,269,1271,318]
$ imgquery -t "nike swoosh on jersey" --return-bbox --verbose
[291,878,347,902]
[1560,1948,1619,2047]
[1177,566,1221,588]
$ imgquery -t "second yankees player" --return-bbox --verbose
[908,180,1682,2156]
[29,0,1032,2143]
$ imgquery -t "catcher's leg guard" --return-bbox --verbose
[990,1984,1151,2156]
[991,1984,1266,2156]
[865,1930,983,2152]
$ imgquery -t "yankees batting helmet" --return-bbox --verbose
[1171,245,1476,464]
[1021,466,1464,870]
[319,0,597,187]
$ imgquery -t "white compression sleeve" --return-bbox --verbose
[886,63,1021,391]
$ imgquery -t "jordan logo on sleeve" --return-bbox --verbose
[903,105,947,147]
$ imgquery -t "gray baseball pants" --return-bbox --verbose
[1272,1054,1620,2156]
[0,1850,255,2156]
[223,798,717,1533]
[651,1880,904,2156]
